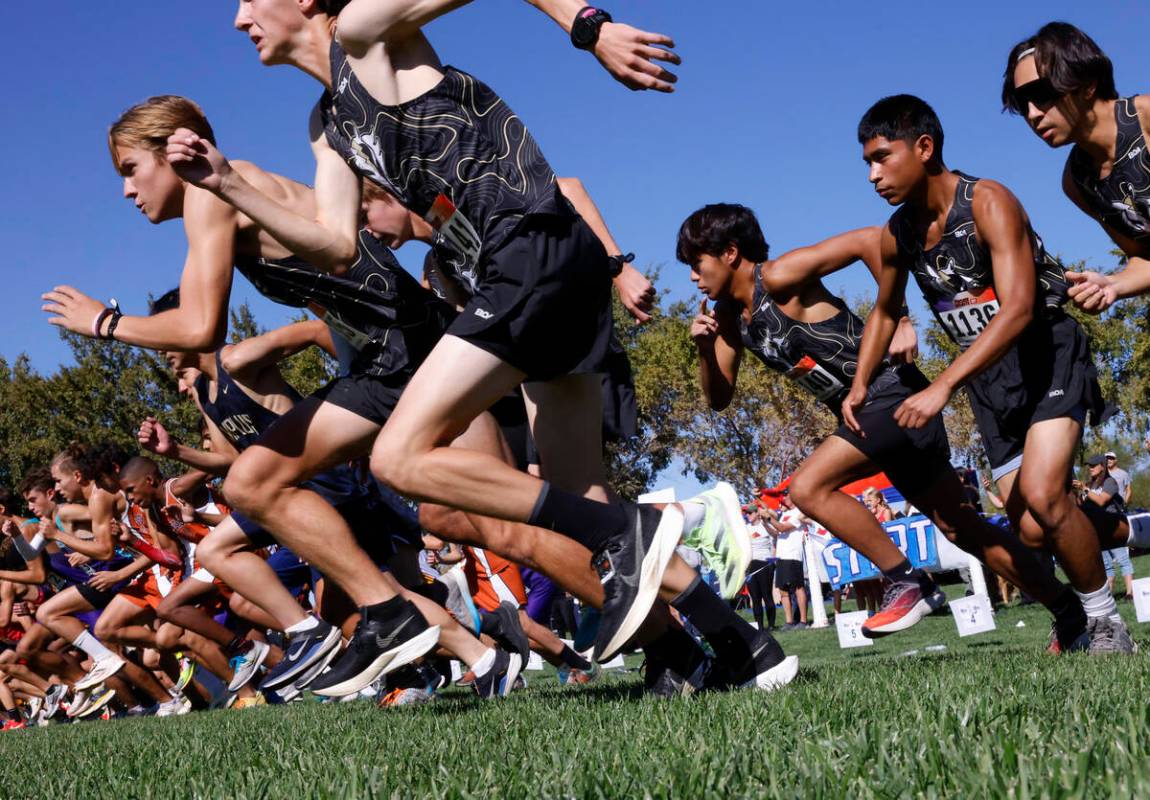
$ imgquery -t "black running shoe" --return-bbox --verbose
[593,504,683,663]
[728,630,799,692]
[472,649,523,700]
[309,601,440,697]
[481,601,531,663]
[642,647,707,699]
[259,619,343,692]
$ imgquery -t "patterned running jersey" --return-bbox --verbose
[890,172,1069,350]
[1067,97,1150,246]
[320,40,569,283]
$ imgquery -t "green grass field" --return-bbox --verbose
[4,576,1149,799]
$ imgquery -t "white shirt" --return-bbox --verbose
[748,521,775,561]
[774,509,808,561]
[1110,466,1131,500]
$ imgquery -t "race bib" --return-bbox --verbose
[321,310,373,352]
[426,194,482,267]
[786,355,844,402]
[934,288,999,349]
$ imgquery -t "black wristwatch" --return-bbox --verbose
[570,6,612,51]
[607,252,635,277]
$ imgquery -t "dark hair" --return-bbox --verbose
[676,204,770,266]
[316,0,352,14]
[17,468,55,497]
[1002,22,1117,114]
[0,487,15,515]
[52,441,131,485]
[149,288,180,315]
[857,94,945,161]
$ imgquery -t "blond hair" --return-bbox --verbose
[108,95,216,171]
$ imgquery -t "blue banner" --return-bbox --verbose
[820,514,941,590]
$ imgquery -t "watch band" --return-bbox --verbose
[570,7,612,51]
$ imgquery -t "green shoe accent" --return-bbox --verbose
[681,482,751,599]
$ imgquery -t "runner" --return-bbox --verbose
[849,94,1132,652]
[678,203,1090,644]
[170,2,785,690]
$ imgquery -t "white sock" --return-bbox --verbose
[285,615,320,635]
[471,648,497,677]
[1126,514,1150,548]
[72,631,116,663]
[680,501,706,533]
[1075,583,1119,620]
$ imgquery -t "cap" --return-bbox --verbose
[1086,454,1106,467]
[1105,451,1117,459]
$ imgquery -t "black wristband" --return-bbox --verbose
[899,304,910,319]
[570,6,612,50]
[607,252,635,277]
[101,299,122,341]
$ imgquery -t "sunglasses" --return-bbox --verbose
[1013,78,1063,112]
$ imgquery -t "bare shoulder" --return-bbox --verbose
[1134,94,1150,138]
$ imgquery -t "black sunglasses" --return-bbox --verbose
[1013,78,1063,112]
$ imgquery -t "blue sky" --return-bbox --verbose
[3,2,1147,496]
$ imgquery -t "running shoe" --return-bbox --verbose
[43,684,67,720]
[1046,619,1089,654]
[572,607,600,653]
[309,601,440,698]
[74,654,126,691]
[562,664,600,686]
[260,619,342,692]
[456,669,476,687]
[27,697,42,722]
[861,581,947,639]
[271,684,302,704]
[76,686,117,719]
[483,602,531,663]
[1,719,26,731]
[227,640,271,692]
[681,482,752,600]
[472,649,523,700]
[65,688,91,719]
[1086,616,1138,655]
[378,687,435,708]
[593,503,684,663]
[155,695,191,717]
[231,693,267,710]
[174,655,196,693]
[641,650,707,699]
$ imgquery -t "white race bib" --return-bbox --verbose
[786,355,844,402]
[934,288,999,349]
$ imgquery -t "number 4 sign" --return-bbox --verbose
[1131,577,1150,623]
[949,594,996,637]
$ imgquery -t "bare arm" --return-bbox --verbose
[219,320,335,380]
[139,416,236,478]
[692,300,743,411]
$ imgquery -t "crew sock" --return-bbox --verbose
[558,645,592,671]
[528,481,628,552]
[471,647,497,677]
[72,631,117,663]
[1075,582,1118,620]
[671,576,762,671]
[285,615,321,636]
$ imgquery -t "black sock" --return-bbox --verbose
[881,558,920,584]
[364,596,408,621]
[528,481,628,552]
[1049,587,1087,640]
[671,576,764,673]
[643,626,706,678]
[558,644,592,671]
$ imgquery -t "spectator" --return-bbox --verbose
[763,496,809,629]
[1106,451,1132,505]
[744,504,777,631]
[856,489,889,614]
[1078,454,1135,600]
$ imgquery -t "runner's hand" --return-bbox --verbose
[1065,270,1117,314]
[592,22,680,92]
[138,417,174,456]
[840,385,868,436]
[67,552,91,568]
[41,285,106,338]
[166,127,234,193]
[888,316,918,363]
[164,501,196,524]
[613,263,656,323]
[894,382,951,429]
[690,300,718,343]
[86,571,120,591]
[0,520,18,539]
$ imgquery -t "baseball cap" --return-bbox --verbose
[1086,454,1106,466]
[1105,451,1117,459]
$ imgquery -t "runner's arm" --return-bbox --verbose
[86,553,153,591]
[219,320,336,380]
[557,176,654,322]
[138,416,236,477]
[693,299,743,411]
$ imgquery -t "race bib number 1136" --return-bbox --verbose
[935,288,999,349]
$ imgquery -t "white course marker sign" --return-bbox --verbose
[835,611,874,649]
[1132,576,1150,623]
[950,594,996,637]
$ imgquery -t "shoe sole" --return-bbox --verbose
[712,482,752,599]
[261,627,344,691]
[501,653,524,698]
[227,642,272,693]
[752,655,799,692]
[861,590,947,639]
[311,625,441,698]
[77,690,116,719]
[496,602,531,662]
[596,506,684,663]
[73,658,126,691]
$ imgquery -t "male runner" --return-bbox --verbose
[171,2,766,679]
[848,94,1132,652]
[678,203,1090,644]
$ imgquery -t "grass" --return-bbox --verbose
[3,575,1149,799]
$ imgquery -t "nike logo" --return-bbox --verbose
[221,384,229,395]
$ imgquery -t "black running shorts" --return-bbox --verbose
[775,559,805,590]
[965,313,1111,480]
[313,372,407,427]
[448,213,613,382]
[76,581,120,610]
[832,365,953,497]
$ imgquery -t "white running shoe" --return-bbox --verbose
[74,655,126,691]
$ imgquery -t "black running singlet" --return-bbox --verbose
[734,264,880,412]
[1067,97,1150,245]
[320,39,569,280]
[890,172,1069,350]
[195,353,295,452]
[235,229,454,378]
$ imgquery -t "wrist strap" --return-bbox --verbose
[100,299,123,341]
[92,307,114,339]
[608,252,635,277]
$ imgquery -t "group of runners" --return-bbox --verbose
[0,6,1145,727]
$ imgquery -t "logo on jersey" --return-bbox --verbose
[473,308,494,320]
[1048,389,1064,398]
[221,414,259,444]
